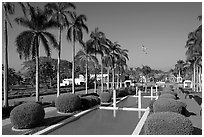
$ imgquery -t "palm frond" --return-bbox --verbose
[15,30,35,60]
[42,32,59,50]
[39,33,51,57]
[15,17,34,29]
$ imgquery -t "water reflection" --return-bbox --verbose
[112,109,142,119]
[138,110,141,119]
[113,109,116,117]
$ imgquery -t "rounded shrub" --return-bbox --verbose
[80,93,99,97]
[153,98,187,114]
[149,100,156,113]
[144,112,194,135]
[117,88,129,97]
[100,92,112,103]
[80,95,101,110]
[10,102,45,129]
[55,93,81,113]
[159,93,176,100]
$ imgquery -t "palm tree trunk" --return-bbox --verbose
[36,39,40,102]
[112,65,115,90]
[117,66,119,89]
[101,56,103,92]
[199,66,202,92]
[196,64,199,92]
[193,62,196,91]
[94,53,97,93]
[72,40,75,94]
[85,57,88,94]
[3,16,8,107]
[57,27,62,97]
[107,66,110,90]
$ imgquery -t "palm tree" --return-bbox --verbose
[67,11,89,94]
[109,41,122,89]
[185,15,202,92]
[102,54,113,90]
[75,40,99,94]
[15,4,58,102]
[116,48,129,88]
[45,2,75,97]
[88,28,110,92]
[175,60,185,78]
[3,2,15,107]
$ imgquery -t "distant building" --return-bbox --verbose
[60,74,85,86]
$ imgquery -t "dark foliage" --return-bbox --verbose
[153,98,187,115]
[144,112,194,135]
[80,95,100,110]
[10,102,45,129]
[100,92,112,103]
[55,94,81,113]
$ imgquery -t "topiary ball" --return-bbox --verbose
[80,95,101,110]
[55,93,81,113]
[153,98,187,114]
[100,92,112,103]
[144,112,194,135]
[149,100,156,113]
[10,102,45,129]
[159,93,176,100]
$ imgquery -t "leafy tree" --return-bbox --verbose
[15,3,58,102]
[67,11,89,94]
[20,57,72,87]
[2,65,23,87]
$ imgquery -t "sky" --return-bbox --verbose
[1,1,202,72]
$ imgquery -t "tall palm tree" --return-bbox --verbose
[15,4,58,102]
[175,60,185,77]
[67,11,89,94]
[116,48,129,88]
[88,28,110,92]
[45,2,75,97]
[109,41,122,89]
[3,2,15,107]
[185,15,202,92]
[102,54,113,90]
[75,40,99,94]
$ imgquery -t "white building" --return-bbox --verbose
[60,75,85,86]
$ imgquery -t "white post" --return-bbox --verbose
[155,84,158,96]
[113,89,116,108]
[138,90,141,109]
[136,86,138,96]
[151,86,153,100]
[113,109,116,118]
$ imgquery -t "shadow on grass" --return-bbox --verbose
[192,127,202,135]
[182,107,197,117]
[193,95,202,106]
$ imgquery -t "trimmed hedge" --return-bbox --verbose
[10,102,45,129]
[144,112,194,135]
[55,94,81,113]
[100,92,112,103]
[149,100,156,113]
[153,98,187,115]
[159,93,176,100]
[117,88,129,97]
[80,95,101,110]
[80,93,99,97]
